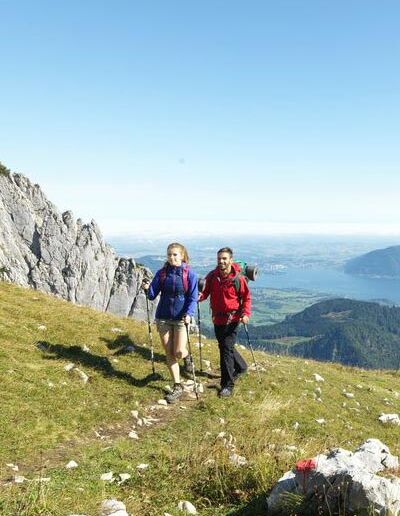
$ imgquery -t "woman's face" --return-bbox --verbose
[167,247,183,267]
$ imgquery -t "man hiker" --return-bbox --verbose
[198,247,251,397]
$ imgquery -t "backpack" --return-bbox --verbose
[159,264,189,293]
[231,260,257,293]
[203,261,258,297]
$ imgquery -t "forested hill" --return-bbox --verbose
[251,298,400,369]
[345,245,400,278]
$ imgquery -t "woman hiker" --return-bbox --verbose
[142,242,198,403]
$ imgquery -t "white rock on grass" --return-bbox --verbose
[64,362,75,372]
[293,422,300,430]
[100,498,128,516]
[75,368,89,384]
[158,399,168,406]
[128,430,139,440]
[110,328,123,334]
[37,325,47,331]
[229,453,248,466]
[100,471,114,481]
[117,473,131,484]
[177,500,197,514]
[313,373,325,382]
[65,460,78,469]
[136,463,149,471]
[343,391,355,399]
[378,413,400,425]
[130,410,139,419]
[14,475,27,483]
[6,463,19,471]
[315,418,326,425]
[267,438,400,515]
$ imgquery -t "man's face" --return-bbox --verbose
[217,252,233,272]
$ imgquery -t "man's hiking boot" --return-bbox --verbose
[165,383,184,404]
[233,369,247,382]
[219,387,233,398]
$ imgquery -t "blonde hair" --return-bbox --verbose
[165,242,190,265]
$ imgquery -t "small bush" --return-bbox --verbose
[0,162,11,177]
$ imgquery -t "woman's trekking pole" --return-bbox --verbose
[243,323,261,384]
[185,322,199,400]
[145,290,156,375]
[197,303,203,372]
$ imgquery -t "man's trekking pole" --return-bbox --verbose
[243,323,261,384]
[197,303,203,372]
[145,290,156,375]
[185,322,199,400]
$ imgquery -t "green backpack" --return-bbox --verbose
[231,261,258,295]
[199,261,258,296]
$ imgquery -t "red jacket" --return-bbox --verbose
[199,262,251,325]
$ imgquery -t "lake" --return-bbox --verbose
[255,268,400,305]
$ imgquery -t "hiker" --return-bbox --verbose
[199,247,251,397]
[142,242,198,403]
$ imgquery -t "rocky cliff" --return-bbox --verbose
[0,164,153,320]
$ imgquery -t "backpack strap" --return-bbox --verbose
[182,265,189,293]
[159,264,189,293]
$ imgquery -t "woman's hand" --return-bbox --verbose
[142,279,150,291]
[241,315,249,325]
[183,314,191,325]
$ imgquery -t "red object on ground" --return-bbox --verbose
[296,458,317,472]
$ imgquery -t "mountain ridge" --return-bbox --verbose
[0,162,154,320]
[251,297,400,369]
[345,244,400,278]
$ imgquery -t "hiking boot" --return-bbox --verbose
[219,387,233,398]
[165,383,183,404]
[233,369,247,382]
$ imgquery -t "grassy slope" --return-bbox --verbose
[1,282,400,515]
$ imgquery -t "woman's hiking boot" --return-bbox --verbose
[165,383,183,404]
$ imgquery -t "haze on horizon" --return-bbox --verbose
[1,1,400,238]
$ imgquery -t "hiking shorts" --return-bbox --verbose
[156,319,186,335]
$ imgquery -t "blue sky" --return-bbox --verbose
[1,1,400,237]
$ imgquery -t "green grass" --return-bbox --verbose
[1,281,400,515]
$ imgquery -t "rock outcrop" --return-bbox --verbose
[267,438,400,515]
[0,165,153,320]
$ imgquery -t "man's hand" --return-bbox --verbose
[183,314,191,325]
[241,315,249,325]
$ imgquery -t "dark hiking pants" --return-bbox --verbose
[214,322,248,389]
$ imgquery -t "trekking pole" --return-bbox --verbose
[197,303,203,372]
[243,323,261,384]
[185,322,199,400]
[145,289,156,375]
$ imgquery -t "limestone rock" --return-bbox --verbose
[0,170,156,320]
[267,439,400,515]
[177,500,197,514]
[99,499,128,516]
[379,413,400,426]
